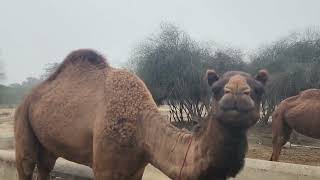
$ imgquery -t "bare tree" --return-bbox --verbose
[130,23,246,125]
[250,28,320,126]
[40,62,60,80]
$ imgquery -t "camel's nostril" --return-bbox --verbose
[224,88,232,94]
[219,100,237,112]
[243,91,250,96]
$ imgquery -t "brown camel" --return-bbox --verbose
[14,49,269,180]
[270,89,320,161]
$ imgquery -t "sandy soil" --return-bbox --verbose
[0,108,14,149]
[246,127,320,166]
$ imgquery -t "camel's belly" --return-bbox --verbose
[31,117,93,166]
[285,102,320,139]
[29,100,97,166]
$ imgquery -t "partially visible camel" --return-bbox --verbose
[14,49,269,180]
[270,89,320,161]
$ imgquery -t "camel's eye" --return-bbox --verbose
[211,88,224,101]
[243,89,251,96]
[212,86,222,96]
[254,87,264,96]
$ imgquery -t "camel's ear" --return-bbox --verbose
[205,69,219,86]
[255,69,269,85]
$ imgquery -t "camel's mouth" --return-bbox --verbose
[218,108,252,119]
[215,107,259,128]
[222,109,246,116]
[220,107,253,114]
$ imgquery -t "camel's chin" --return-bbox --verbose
[216,110,258,129]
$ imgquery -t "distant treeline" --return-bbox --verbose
[128,23,320,125]
[0,63,59,106]
[1,24,320,126]
[0,77,41,106]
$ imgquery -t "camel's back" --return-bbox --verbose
[25,50,107,163]
[23,49,157,164]
[299,89,320,99]
[285,89,320,108]
[29,49,108,129]
[30,59,107,131]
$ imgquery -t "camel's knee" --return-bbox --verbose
[21,159,35,175]
[16,157,36,180]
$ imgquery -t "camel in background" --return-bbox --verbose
[270,89,320,161]
[14,49,268,180]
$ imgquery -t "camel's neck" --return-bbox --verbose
[191,119,248,179]
[141,110,248,180]
[140,109,193,179]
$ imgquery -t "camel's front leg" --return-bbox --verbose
[93,137,146,180]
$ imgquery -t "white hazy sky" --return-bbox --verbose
[1,0,320,84]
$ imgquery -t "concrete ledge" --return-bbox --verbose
[0,150,93,180]
[231,158,320,180]
[1,150,320,180]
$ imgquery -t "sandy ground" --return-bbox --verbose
[1,107,320,180]
[0,108,14,150]
[246,127,320,166]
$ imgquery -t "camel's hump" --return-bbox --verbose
[46,49,108,81]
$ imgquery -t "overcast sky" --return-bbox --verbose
[1,0,320,84]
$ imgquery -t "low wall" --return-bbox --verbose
[1,150,320,180]
[231,158,320,180]
[0,150,93,180]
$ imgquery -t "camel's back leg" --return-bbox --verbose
[270,110,292,161]
[14,103,38,180]
[35,147,57,180]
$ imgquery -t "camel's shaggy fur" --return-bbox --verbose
[270,89,320,161]
[14,49,268,180]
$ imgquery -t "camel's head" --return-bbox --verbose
[206,69,269,129]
